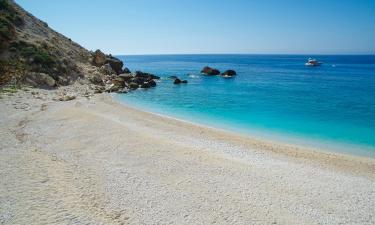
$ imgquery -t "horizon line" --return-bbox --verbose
[113,52,375,56]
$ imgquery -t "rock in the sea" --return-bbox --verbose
[140,82,151,88]
[132,77,147,85]
[135,71,160,80]
[148,80,157,87]
[173,78,188,84]
[25,72,56,88]
[201,66,220,75]
[168,75,178,79]
[93,49,106,66]
[173,77,188,84]
[221,70,237,77]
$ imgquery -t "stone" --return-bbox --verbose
[148,80,156,87]
[59,95,76,101]
[140,82,151,88]
[106,57,123,75]
[201,66,220,75]
[174,78,188,84]
[105,83,119,92]
[128,82,139,90]
[93,49,106,66]
[118,73,133,81]
[221,70,237,77]
[25,72,56,88]
[111,77,125,88]
[122,67,131,74]
[135,71,160,80]
[100,63,115,75]
[131,77,147,85]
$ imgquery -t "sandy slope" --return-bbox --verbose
[1,88,375,225]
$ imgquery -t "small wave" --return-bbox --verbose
[188,74,200,78]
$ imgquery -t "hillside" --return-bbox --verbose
[0,0,127,89]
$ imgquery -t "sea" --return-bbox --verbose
[115,54,375,157]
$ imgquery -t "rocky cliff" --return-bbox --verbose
[0,0,126,88]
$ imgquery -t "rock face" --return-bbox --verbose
[201,66,220,75]
[221,70,237,77]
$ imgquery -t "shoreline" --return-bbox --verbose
[110,94,375,178]
[115,93,375,160]
[1,87,375,224]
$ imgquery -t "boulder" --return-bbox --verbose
[148,80,157,87]
[111,77,125,88]
[118,73,133,81]
[201,66,220,75]
[93,49,106,66]
[173,78,188,84]
[25,72,56,88]
[221,70,236,77]
[140,82,151,88]
[122,67,131,74]
[135,71,160,80]
[100,63,115,75]
[106,57,123,75]
[131,77,147,85]
[59,94,76,101]
[129,82,139,90]
[105,83,118,92]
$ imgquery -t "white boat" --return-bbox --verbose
[305,58,322,66]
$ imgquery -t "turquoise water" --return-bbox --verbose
[115,55,375,157]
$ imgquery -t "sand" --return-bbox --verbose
[1,86,375,225]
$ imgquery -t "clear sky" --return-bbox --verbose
[16,0,375,55]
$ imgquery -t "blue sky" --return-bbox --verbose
[16,0,375,55]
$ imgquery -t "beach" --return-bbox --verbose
[1,87,375,225]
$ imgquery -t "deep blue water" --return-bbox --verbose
[115,54,375,157]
